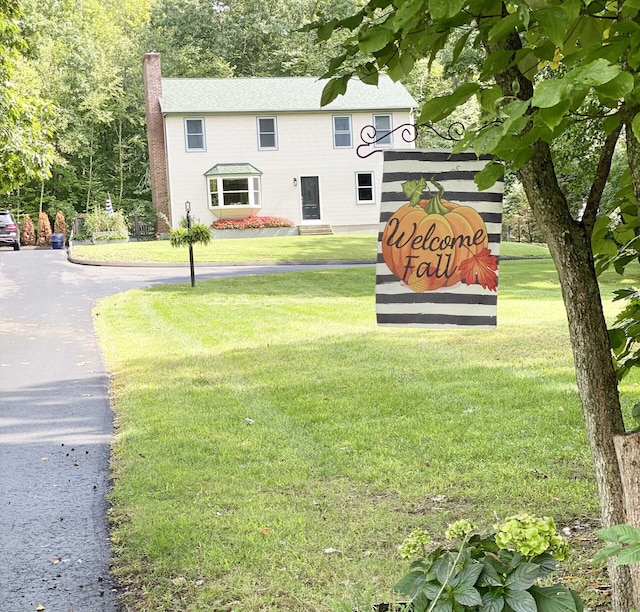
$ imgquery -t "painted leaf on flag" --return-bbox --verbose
[377,150,504,328]
[458,248,499,291]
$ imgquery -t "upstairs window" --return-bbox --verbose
[257,117,278,150]
[373,114,393,147]
[356,172,375,204]
[185,118,206,151]
[333,115,352,148]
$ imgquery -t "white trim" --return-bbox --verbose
[184,117,206,151]
[257,116,278,150]
[332,114,352,148]
[355,170,375,204]
[208,174,262,209]
[373,113,393,147]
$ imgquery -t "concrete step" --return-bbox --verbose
[298,225,333,235]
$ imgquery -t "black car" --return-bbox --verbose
[0,211,20,250]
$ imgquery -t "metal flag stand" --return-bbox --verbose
[356,121,466,159]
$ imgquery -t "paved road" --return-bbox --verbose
[0,248,345,611]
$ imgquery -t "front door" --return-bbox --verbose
[300,176,321,221]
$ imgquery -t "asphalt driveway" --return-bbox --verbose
[0,247,347,611]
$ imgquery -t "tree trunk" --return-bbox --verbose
[86,124,94,213]
[614,432,640,608]
[517,140,633,610]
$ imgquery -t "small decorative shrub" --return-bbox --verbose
[84,207,129,240]
[37,212,52,246]
[53,210,67,239]
[21,215,36,246]
[211,215,295,230]
[394,514,582,612]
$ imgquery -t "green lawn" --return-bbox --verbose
[96,257,635,611]
[72,235,549,264]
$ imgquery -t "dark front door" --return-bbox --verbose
[300,176,321,220]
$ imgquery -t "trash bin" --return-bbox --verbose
[51,234,65,249]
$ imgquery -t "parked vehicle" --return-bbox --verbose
[0,211,20,250]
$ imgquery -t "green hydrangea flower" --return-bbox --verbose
[495,514,569,560]
[398,529,431,559]
[445,519,476,541]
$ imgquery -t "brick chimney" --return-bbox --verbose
[143,52,171,232]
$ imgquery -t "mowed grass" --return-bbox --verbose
[95,258,640,611]
[72,235,549,264]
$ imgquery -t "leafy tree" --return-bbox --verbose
[312,1,640,608]
[143,0,361,77]
[11,0,152,214]
[0,0,55,193]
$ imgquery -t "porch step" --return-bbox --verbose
[298,225,333,236]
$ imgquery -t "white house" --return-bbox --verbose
[143,53,417,233]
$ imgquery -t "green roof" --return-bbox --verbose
[204,163,262,176]
[160,75,417,114]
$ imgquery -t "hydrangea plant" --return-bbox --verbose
[395,515,582,612]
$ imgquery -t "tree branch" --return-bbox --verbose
[582,122,622,237]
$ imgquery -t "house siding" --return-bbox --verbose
[163,109,414,231]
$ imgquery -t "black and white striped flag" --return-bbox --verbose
[105,192,114,215]
[377,149,503,328]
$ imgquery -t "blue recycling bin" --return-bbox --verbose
[51,234,65,249]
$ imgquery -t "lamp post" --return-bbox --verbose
[185,201,195,287]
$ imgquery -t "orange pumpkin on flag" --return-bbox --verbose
[381,179,497,292]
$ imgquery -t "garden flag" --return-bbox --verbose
[105,192,114,215]
[377,150,504,328]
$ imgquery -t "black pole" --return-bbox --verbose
[186,204,195,287]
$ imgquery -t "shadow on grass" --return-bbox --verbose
[142,259,568,300]
[147,267,378,298]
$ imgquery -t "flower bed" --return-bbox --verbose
[211,215,294,230]
[211,216,298,239]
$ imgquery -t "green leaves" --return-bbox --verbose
[429,0,466,20]
[418,83,480,123]
[632,113,640,143]
[532,6,568,47]
[531,80,569,109]
[567,58,620,87]
[450,563,483,605]
[530,585,584,612]
[504,587,537,612]
[594,524,640,566]
[320,75,351,107]
[505,563,540,591]
[359,25,396,53]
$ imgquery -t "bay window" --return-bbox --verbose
[206,163,262,209]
